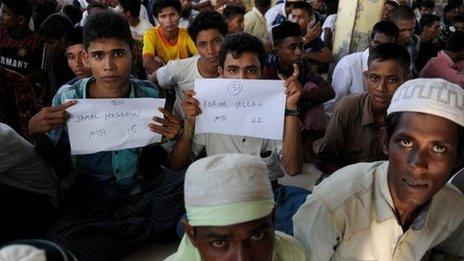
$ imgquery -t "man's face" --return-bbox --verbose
[227,14,244,34]
[395,19,415,45]
[383,112,459,210]
[382,3,395,21]
[364,59,405,111]
[219,51,262,79]
[445,8,458,23]
[0,4,22,29]
[85,37,132,89]
[419,7,433,16]
[67,43,92,79]
[370,33,396,49]
[196,29,223,68]
[453,21,464,32]
[157,6,180,32]
[275,36,303,66]
[309,0,322,11]
[185,215,275,261]
[423,21,441,40]
[181,0,192,11]
[290,8,311,31]
[284,0,302,16]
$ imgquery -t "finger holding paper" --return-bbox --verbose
[280,64,302,110]
[28,100,77,135]
[181,90,202,123]
[149,107,181,140]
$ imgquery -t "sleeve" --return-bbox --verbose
[186,34,198,56]
[244,13,256,34]
[142,29,156,56]
[292,193,341,260]
[192,133,206,158]
[156,61,177,89]
[330,61,352,105]
[434,219,464,257]
[315,101,347,162]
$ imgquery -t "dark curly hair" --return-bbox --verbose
[188,11,228,42]
[83,11,132,49]
[219,32,266,69]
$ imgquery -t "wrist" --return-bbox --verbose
[285,108,299,116]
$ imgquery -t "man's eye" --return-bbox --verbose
[387,77,399,84]
[369,75,380,82]
[250,232,264,241]
[198,43,206,49]
[211,240,226,248]
[113,51,125,57]
[399,138,412,147]
[432,145,446,153]
[92,53,103,59]
[248,68,257,74]
[228,68,238,73]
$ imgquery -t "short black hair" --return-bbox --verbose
[446,31,464,52]
[83,11,132,49]
[368,43,410,74]
[419,0,435,9]
[39,14,74,40]
[385,0,399,8]
[219,32,265,69]
[254,0,271,9]
[444,4,459,15]
[291,2,313,17]
[119,0,142,19]
[188,11,228,42]
[389,6,416,24]
[419,14,441,30]
[370,21,399,42]
[1,0,33,22]
[385,112,464,156]
[87,2,109,14]
[223,5,245,21]
[64,26,84,49]
[62,4,83,25]
[152,0,181,18]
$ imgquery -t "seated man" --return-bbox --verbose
[155,11,228,118]
[223,5,246,34]
[326,21,398,114]
[420,32,464,86]
[294,78,464,260]
[316,44,409,175]
[170,32,308,235]
[119,0,154,42]
[142,0,197,74]
[28,12,184,260]
[0,123,58,244]
[63,26,92,81]
[166,153,306,260]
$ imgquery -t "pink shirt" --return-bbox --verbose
[419,51,464,87]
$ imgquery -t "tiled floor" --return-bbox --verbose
[124,163,322,261]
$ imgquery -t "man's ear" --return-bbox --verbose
[182,219,198,247]
[83,50,90,65]
[218,66,224,78]
[379,127,389,156]
[17,15,27,26]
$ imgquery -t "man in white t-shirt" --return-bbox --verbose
[119,0,154,41]
[325,21,399,114]
[153,11,228,118]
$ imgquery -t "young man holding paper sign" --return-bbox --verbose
[170,32,308,235]
[27,12,184,260]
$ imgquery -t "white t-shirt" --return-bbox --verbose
[156,55,203,117]
[321,14,337,40]
[324,48,369,114]
[131,18,153,41]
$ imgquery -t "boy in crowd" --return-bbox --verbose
[223,5,246,33]
[416,14,442,72]
[382,0,399,21]
[28,12,185,260]
[179,0,199,28]
[142,0,197,74]
[167,154,306,260]
[326,21,399,114]
[289,2,333,71]
[294,78,464,260]
[389,5,420,73]
[316,44,409,175]
[155,11,228,118]
[418,0,435,18]
[420,32,464,86]
[119,0,153,42]
[0,0,45,104]
[265,0,303,32]
[39,14,76,102]
[244,0,271,41]
[64,26,92,80]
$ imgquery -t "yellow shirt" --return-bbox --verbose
[142,26,197,63]
[293,161,464,260]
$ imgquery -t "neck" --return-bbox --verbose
[128,17,140,27]
[89,79,131,98]
[8,25,30,39]
[198,57,219,78]
[277,59,293,76]
[161,27,179,41]
[257,7,266,15]
[387,174,422,230]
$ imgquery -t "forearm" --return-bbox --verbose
[281,115,303,176]
[304,50,333,63]
[169,122,195,170]
[143,55,163,75]
[299,83,335,104]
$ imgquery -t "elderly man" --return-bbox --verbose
[294,78,464,260]
[166,153,306,260]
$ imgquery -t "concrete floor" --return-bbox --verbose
[123,162,322,261]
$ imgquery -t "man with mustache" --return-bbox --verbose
[316,44,409,175]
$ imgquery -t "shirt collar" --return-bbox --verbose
[252,7,265,19]
[83,76,136,98]
[361,94,375,126]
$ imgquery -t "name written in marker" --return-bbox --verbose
[234,100,263,110]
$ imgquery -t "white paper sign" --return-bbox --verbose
[194,79,286,140]
[66,98,165,155]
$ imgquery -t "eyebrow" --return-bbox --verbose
[90,49,126,55]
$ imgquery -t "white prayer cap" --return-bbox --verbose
[387,78,464,127]
[185,153,274,226]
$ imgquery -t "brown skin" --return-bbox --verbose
[369,33,397,50]
[227,14,245,34]
[445,8,459,24]
[419,7,434,16]
[382,3,396,21]
[170,51,303,175]
[183,215,275,261]
[420,21,441,42]
[66,43,92,79]
[29,37,179,139]
[453,21,464,32]
[195,29,223,77]
[142,6,180,74]
[394,19,416,46]
[379,113,460,230]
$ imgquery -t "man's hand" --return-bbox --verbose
[28,100,76,135]
[279,64,302,110]
[304,21,321,43]
[181,90,202,124]
[149,108,181,140]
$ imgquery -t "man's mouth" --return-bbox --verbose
[402,178,428,191]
